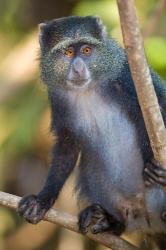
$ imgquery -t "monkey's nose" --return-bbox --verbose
[72,57,85,75]
[67,57,90,85]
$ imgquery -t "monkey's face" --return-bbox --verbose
[39,16,111,91]
[52,42,108,89]
[40,40,109,91]
[39,16,124,91]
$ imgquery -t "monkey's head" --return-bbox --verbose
[39,16,125,91]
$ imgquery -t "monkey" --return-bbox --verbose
[18,16,166,237]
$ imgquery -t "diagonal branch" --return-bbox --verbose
[0,191,138,250]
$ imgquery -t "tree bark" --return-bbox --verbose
[116,0,166,168]
[0,191,138,250]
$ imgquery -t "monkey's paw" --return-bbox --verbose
[144,159,166,187]
[78,204,125,236]
[18,194,53,224]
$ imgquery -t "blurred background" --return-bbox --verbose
[0,0,166,249]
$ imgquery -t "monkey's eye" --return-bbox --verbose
[81,46,92,56]
[64,48,74,58]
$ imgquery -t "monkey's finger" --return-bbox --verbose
[91,204,107,219]
[78,206,93,234]
[149,160,166,178]
[144,167,166,186]
[144,175,156,187]
[18,194,37,215]
[145,161,166,179]
[143,169,157,187]
[91,218,110,234]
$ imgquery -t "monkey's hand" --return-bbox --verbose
[143,159,166,187]
[17,194,54,224]
[78,204,125,236]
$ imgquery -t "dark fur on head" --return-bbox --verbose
[39,16,107,52]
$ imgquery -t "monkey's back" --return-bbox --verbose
[66,88,166,233]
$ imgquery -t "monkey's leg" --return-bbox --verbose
[78,204,125,236]
[143,159,166,186]
[18,131,79,224]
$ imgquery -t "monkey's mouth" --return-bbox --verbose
[66,78,91,88]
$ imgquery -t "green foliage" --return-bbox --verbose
[0,84,47,160]
[73,0,120,32]
[145,37,166,79]
[0,0,28,39]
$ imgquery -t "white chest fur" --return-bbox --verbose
[67,89,144,194]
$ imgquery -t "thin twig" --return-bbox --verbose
[0,191,138,250]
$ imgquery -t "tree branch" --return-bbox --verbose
[0,191,138,250]
[116,0,166,168]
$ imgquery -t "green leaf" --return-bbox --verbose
[145,37,166,79]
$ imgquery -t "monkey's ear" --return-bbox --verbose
[94,16,108,40]
[38,21,57,51]
[38,23,47,49]
[38,23,47,32]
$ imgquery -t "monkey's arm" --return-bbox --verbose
[18,130,79,224]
